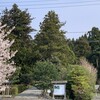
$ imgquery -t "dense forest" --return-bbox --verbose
[0,4,99,99]
[68,27,100,82]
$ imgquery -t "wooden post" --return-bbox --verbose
[64,84,66,99]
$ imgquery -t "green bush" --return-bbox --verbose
[18,84,28,93]
[26,85,33,89]
[33,61,59,89]
[18,84,33,93]
[10,85,18,96]
[67,65,96,100]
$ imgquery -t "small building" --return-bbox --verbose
[52,81,67,99]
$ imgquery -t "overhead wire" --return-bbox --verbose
[0,1,99,40]
[1,0,100,6]
[0,0,56,3]
[0,0,100,9]
[0,0,100,4]
[17,3,100,9]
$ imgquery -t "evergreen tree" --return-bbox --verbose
[87,27,100,81]
[70,27,100,82]
[1,4,33,49]
[88,27,100,51]
[0,4,34,84]
[74,37,91,57]
[34,11,75,67]
[67,38,75,51]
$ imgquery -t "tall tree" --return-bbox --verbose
[0,22,17,90]
[0,4,34,84]
[70,27,100,82]
[87,27,100,81]
[88,27,100,51]
[34,11,75,67]
[1,4,33,49]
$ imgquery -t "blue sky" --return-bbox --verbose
[0,0,100,39]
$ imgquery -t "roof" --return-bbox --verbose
[52,81,67,84]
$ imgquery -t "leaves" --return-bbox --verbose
[33,61,59,89]
[0,4,35,84]
[67,65,95,100]
[34,11,75,66]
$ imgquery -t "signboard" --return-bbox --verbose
[53,84,65,95]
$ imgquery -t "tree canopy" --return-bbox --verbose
[34,11,75,67]
[0,4,35,84]
[68,27,100,82]
[33,61,59,89]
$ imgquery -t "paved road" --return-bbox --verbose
[2,88,100,100]
[1,86,65,100]
[2,87,44,100]
[15,87,43,99]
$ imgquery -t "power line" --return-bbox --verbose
[1,1,100,7]
[20,3,100,9]
[1,0,100,6]
[0,0,56,3]
[0,3,100,10]
[0,0,100,10]
[0,0,100,4]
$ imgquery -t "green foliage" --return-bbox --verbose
[68,27,100,82]
[18,84,29,93]
[10,84,32,94]
[88,27,100,51]
[1,4,33,45]
[87,27,100,81]
[67,65,95,100]
[34,11,76,67]
[33,61,59,89]
[19,73,33,84]
[0,4,35,84]
[74,37,91,57]
[10,85,18,96]
[10,67,21,84]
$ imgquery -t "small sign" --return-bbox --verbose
[53,84,65,95]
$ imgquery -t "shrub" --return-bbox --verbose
[33,61,59,90]
[18,84,28,93]
[10,85,18,96]
[67,64,96,100]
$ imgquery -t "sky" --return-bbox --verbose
[0,0,100,39]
